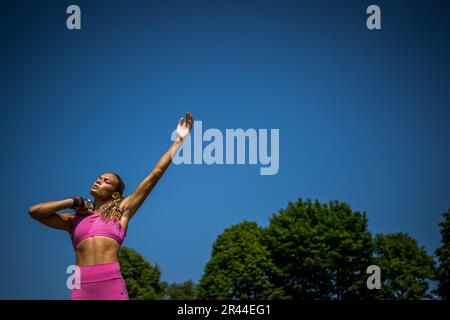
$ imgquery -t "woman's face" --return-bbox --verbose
[90,173,120,200]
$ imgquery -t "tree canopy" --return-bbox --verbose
[263,198,373,299]
[119,246,166,300]
[435,208,450,299]
[118,198,443,300]
[197,221,278,299]
[372,233,435,299]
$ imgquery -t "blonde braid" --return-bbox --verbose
[98,192,124,222]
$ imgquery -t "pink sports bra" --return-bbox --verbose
[71,212,126,249]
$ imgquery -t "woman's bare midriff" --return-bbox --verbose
[75,236,121,266]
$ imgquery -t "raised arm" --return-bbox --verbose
[121,112,193,221]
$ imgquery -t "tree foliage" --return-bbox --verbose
[371,233,435,299]
[118,199,444,300]
[164,280,198,300]
[119,246,166,300]
[263,198,373,299]
[435,208,450,299]
[197,221,278,299]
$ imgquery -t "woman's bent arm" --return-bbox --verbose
[28,199,74,232]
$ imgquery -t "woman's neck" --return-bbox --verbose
[94,198,108,211]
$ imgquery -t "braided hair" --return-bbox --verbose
[98,172,126,222]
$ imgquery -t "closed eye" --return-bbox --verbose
[98,176,110,184]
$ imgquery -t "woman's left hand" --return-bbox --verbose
[176,112,193,140]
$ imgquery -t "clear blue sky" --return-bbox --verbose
[1,0,449,299]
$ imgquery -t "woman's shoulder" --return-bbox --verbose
[66,211,96,223]
[60,213,76,220]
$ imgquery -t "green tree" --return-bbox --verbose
[264,198,374,299]
[119,246,166,300]
[197,221,279,299]
[372,233,435,300]
[164,280,198,300]
[435,208,450,299]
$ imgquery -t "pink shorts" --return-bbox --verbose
[70,262,129,300]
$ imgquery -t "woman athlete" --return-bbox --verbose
[28,112,194,300]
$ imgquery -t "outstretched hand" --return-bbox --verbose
[176,112,193,140]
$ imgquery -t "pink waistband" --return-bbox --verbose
[77,262,123,283]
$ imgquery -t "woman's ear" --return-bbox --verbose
[112,191,121,199]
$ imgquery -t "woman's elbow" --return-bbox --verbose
[152,168,164,180]
[28,205,39,219]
